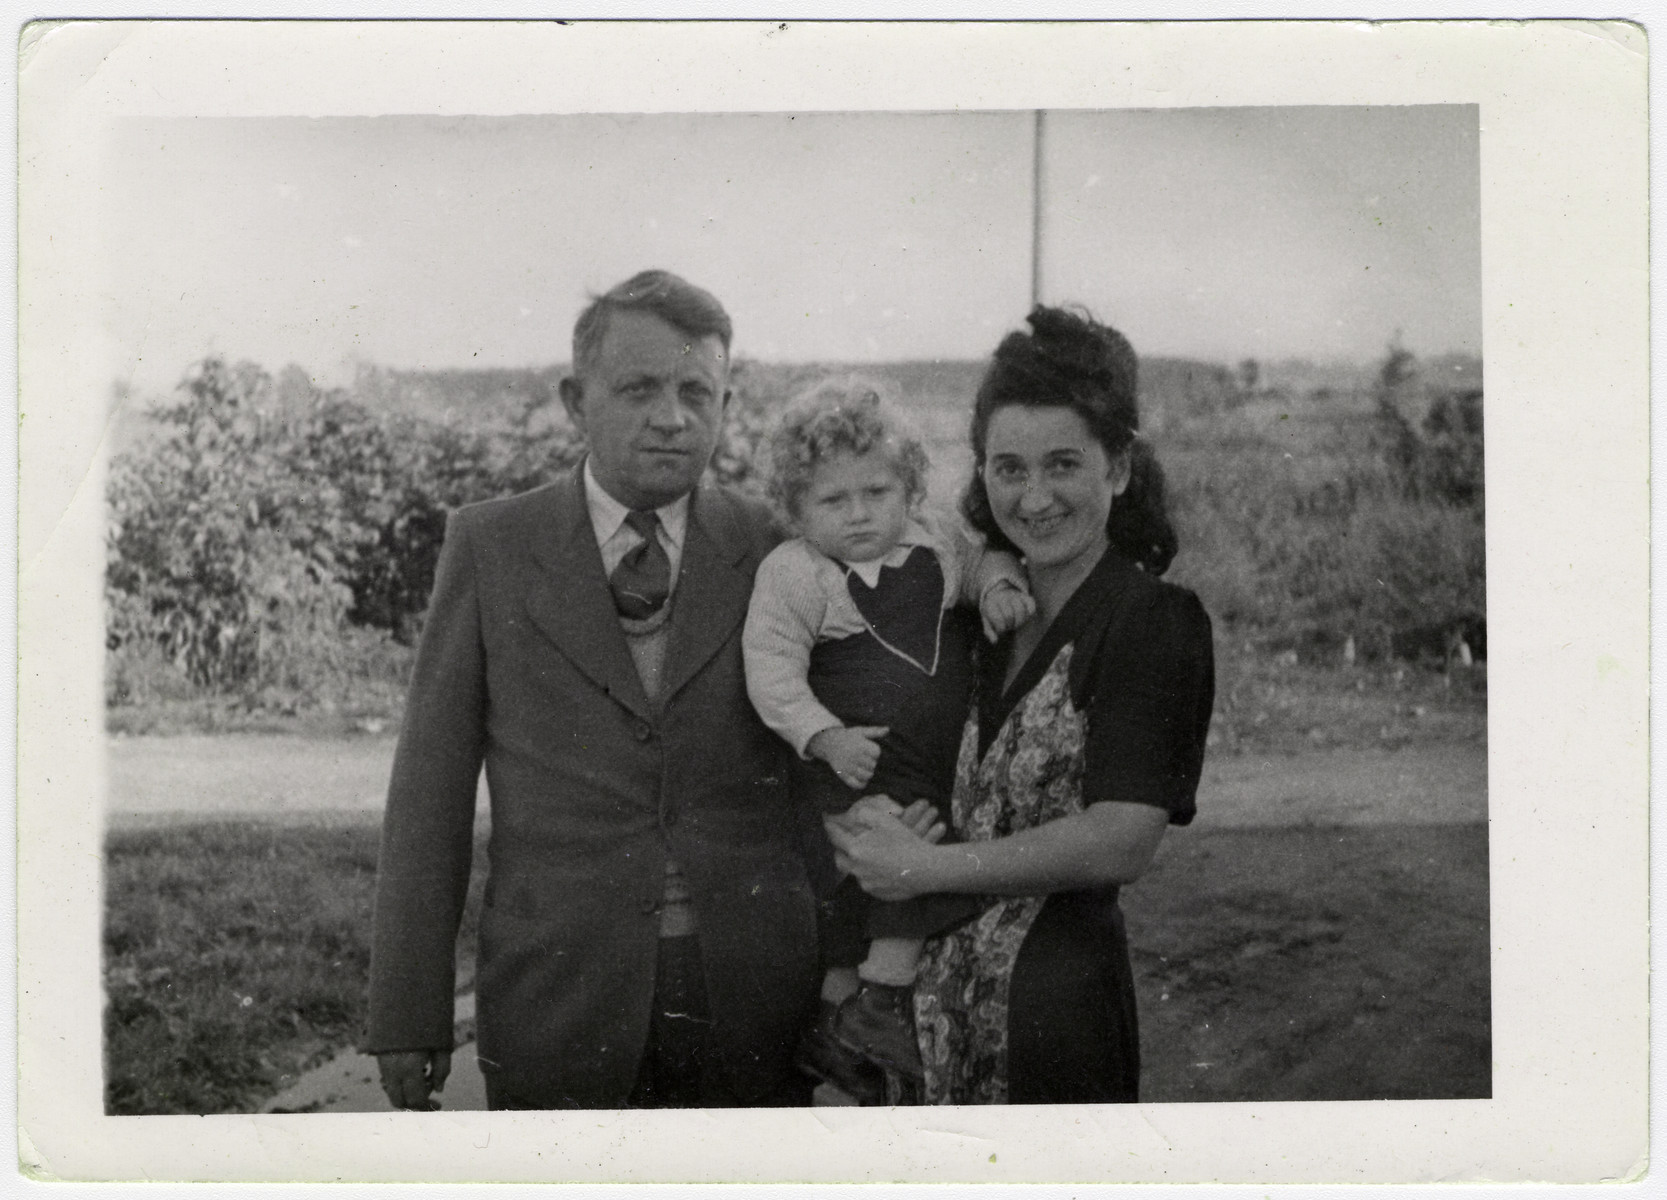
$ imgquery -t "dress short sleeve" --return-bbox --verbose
[1077,582,1215,825]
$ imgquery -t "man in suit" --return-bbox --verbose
[365,270,821,1109]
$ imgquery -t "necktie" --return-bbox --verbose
[610,510,671,619]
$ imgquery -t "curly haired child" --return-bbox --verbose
[743,377,1033,1094]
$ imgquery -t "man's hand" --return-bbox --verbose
[979,579,1037,643]
[806,725,889,789]
[377,1049,452,1111]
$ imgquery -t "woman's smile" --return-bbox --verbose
[1013,509,1069,540]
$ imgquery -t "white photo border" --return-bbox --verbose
[16,17,1649,1186]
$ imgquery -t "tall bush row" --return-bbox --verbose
[106,347,1484,714]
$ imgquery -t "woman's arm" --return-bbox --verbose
[830,576,1214,902]
[827,799,1169,902]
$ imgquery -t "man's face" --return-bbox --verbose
[560,309,731,511]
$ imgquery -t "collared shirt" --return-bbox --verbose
[582,458,690,589]
[582,459,698,938]
[841,521,938,589]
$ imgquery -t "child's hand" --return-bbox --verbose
[979,580,1037,642]
[806,725,889,789]
[894,797,949,844]
[841,794,947,843]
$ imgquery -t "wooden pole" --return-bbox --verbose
[1030,109,1045,309]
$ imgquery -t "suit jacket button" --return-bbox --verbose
[632,720,653,742]
[639,897,658,914]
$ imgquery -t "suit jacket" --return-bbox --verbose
[365,465,819,1108]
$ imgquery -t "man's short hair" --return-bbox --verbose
[571,269,733,377]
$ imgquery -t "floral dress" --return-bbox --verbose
[911,549,1216,1105]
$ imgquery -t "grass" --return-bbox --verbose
[1209,646,1487,757]
[106,632,415,737]
[102,819,486,1115]
[106,697,406,739]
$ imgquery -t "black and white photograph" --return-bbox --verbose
[16,19,1647,1186]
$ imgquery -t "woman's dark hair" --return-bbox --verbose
[961,305,1178,575]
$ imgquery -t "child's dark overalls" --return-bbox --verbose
[794,544,984,964]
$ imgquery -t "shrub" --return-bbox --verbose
[1414,389,1484,507]
[106,360,360,698]
[1312,498,1486,659]
[1372,344,1485,508]
[106,357,584,712]
[1166,342,1485,662]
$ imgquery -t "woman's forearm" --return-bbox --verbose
[917,802,1169,896]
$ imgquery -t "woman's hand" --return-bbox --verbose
[825,809,945,902]
[833,800,1171,902]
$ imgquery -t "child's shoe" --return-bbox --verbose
[796,1001,886,1105]
[834,982,924,1080]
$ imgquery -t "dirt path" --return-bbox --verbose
[105,734,485,826]
[106,734,1486,827]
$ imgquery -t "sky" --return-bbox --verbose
[102,107,1479,395]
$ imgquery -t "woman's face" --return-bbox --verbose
[982,405,1130,572]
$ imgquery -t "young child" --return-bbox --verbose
[743,378,1034,1090]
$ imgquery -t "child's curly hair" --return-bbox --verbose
[761,376,931,525]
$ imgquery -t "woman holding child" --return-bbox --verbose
[818,306,1216,1105]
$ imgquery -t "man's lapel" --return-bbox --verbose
[524,466,654,721]
[660,486,755,704]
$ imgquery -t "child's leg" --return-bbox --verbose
[857,936,924,987]
[803,883,886,1103]
[822,967,860,1005]
[837,940,926,1078]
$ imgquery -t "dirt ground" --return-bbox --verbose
[1129,823,1489,1102]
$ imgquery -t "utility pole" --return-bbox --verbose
[1030,109,1045,309]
